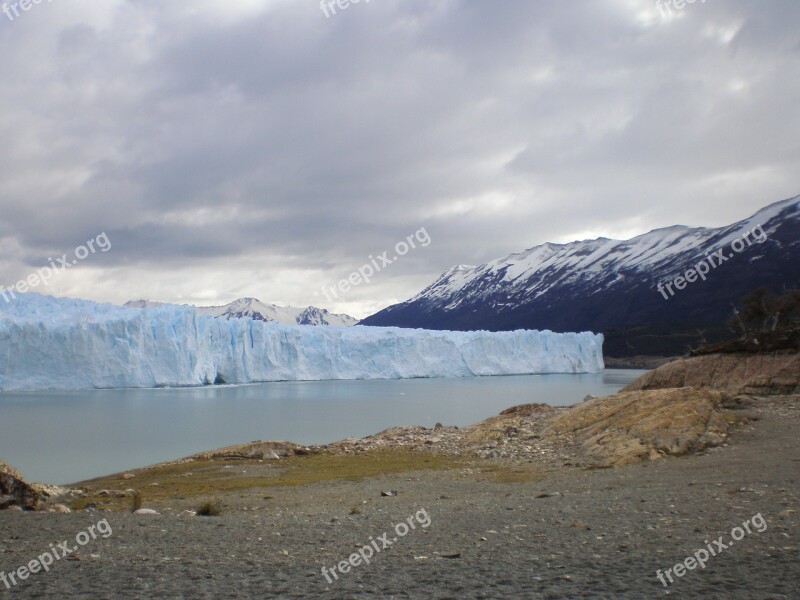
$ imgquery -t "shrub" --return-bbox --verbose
[692,287,800,355]
[131,491,143,513]
[197,500,222,517]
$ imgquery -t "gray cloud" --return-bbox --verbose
[0,0,797,317]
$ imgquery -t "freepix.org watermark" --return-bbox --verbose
[656,513,767,587]
[655,0,707,20]
[657,224,766,301]
[320,0,371,19]
[1,519,113,591]
[2,0,54,23]
[320,227,431,303]
[0,232,111,304]
[321,508,431,584]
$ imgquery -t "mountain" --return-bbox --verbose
[125,297,358,327]
[361,195,800,357]
[124,299,165,309]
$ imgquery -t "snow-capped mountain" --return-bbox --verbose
[197,297,357,326]
[362,195,800,357]
[125,297,357,327]
[124,299,165,309]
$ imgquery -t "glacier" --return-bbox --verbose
[0,294,604,391]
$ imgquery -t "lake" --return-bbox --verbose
[0,370,645,484]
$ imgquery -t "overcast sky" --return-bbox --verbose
[0,0,798,318]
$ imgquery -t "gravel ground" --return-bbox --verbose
[1,397,798,599]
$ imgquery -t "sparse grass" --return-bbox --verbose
[68,450,556,512]
[581,463,614,471]
[70,450,473,511]
[478,464,542,483]
[197,500,222,516]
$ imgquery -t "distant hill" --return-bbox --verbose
[361,195,800,357]
[125,297,358,327]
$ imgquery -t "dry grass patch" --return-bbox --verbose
[71,450,471,511]
[477,464,546,483]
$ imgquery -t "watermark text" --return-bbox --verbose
[2,0,55,23]
[656,513,767,587]
[656,0,707,20]
[0,232,112,304]
[321,508,431,583]
[1,519,113,591]
[657,224,766,300]
[320,0,372,19]
[320,227,431,303]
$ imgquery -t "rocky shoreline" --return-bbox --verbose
[1,352,798,598]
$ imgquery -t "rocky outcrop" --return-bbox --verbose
[186,441,308,461]
[309,390,748,468]
[542,388,746,467]
[624,353,800,395]
[604,356,677,370]
[0,460,22,480]
[0,461,43,510]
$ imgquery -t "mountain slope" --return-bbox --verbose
[125,298,357,327]
[361,195,800,356]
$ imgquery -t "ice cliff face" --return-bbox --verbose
[0,294,604,391]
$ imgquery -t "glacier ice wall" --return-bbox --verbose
[0,294,604,391]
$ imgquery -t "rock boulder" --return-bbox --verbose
[542,387,745,467]
[624,353,800,395]
[0,461,44,510]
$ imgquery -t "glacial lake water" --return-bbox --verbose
[0,370,645,485]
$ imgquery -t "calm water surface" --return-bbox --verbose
[0,370,644,484]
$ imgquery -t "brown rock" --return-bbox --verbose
[0,461,44,510]
[0,461,22,480]
[542,388,738,467]
[499,403,554,416]
[189,440,305,461]
[624,353,800,395]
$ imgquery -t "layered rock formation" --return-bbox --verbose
[0,461,43,510]
[541,388,744,467]
[624,352,800,395]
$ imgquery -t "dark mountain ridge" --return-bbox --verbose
[361,195,800,357]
